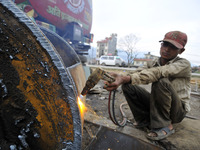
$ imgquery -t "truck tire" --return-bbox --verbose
[116,63,120,67]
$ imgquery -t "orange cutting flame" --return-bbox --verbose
[77,96,87,120]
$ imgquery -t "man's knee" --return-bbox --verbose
[121,83,128,91]
[122,83,136,93]
[122,83,130,93]
[153,78,171,88]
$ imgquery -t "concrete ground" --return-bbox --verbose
[84,112,200,150]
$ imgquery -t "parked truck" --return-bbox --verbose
[14,0,93,62]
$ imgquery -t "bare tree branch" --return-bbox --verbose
[118,33,140,67]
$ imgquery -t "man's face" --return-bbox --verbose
[160,41,182,60]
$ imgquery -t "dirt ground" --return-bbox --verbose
[81,68,200,150]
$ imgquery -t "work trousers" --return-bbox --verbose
[122,78,186,129]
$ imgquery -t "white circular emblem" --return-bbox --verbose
[63,0,84,14]
[69,0,82,7]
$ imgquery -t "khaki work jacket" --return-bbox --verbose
[129,56,191,112]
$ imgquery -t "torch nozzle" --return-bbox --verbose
[81,68,115,96]
[79,94,84,100]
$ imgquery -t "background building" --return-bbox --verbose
[133,52,158,67]
[96,34,117,58]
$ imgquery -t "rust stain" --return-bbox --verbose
[0,5,74,149]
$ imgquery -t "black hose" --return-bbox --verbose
[108,90,127,127]
[108,91,117,125]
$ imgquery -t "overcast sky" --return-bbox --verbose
[90,0,200,66]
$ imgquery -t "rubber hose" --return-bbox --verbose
[108,91,127,127]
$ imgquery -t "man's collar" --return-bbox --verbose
[154,56,179,66]
[166,56,179,64]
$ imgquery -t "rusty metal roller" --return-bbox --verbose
[0,0,82,149]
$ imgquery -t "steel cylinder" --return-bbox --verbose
[0,0,84,149]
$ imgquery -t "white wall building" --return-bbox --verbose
[96,34,117,58]
[133,52,158,67]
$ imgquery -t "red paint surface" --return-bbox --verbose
[18,0,92,36]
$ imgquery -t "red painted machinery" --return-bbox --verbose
[14,0,93,62]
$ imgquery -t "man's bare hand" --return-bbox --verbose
[103,72,131,91]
